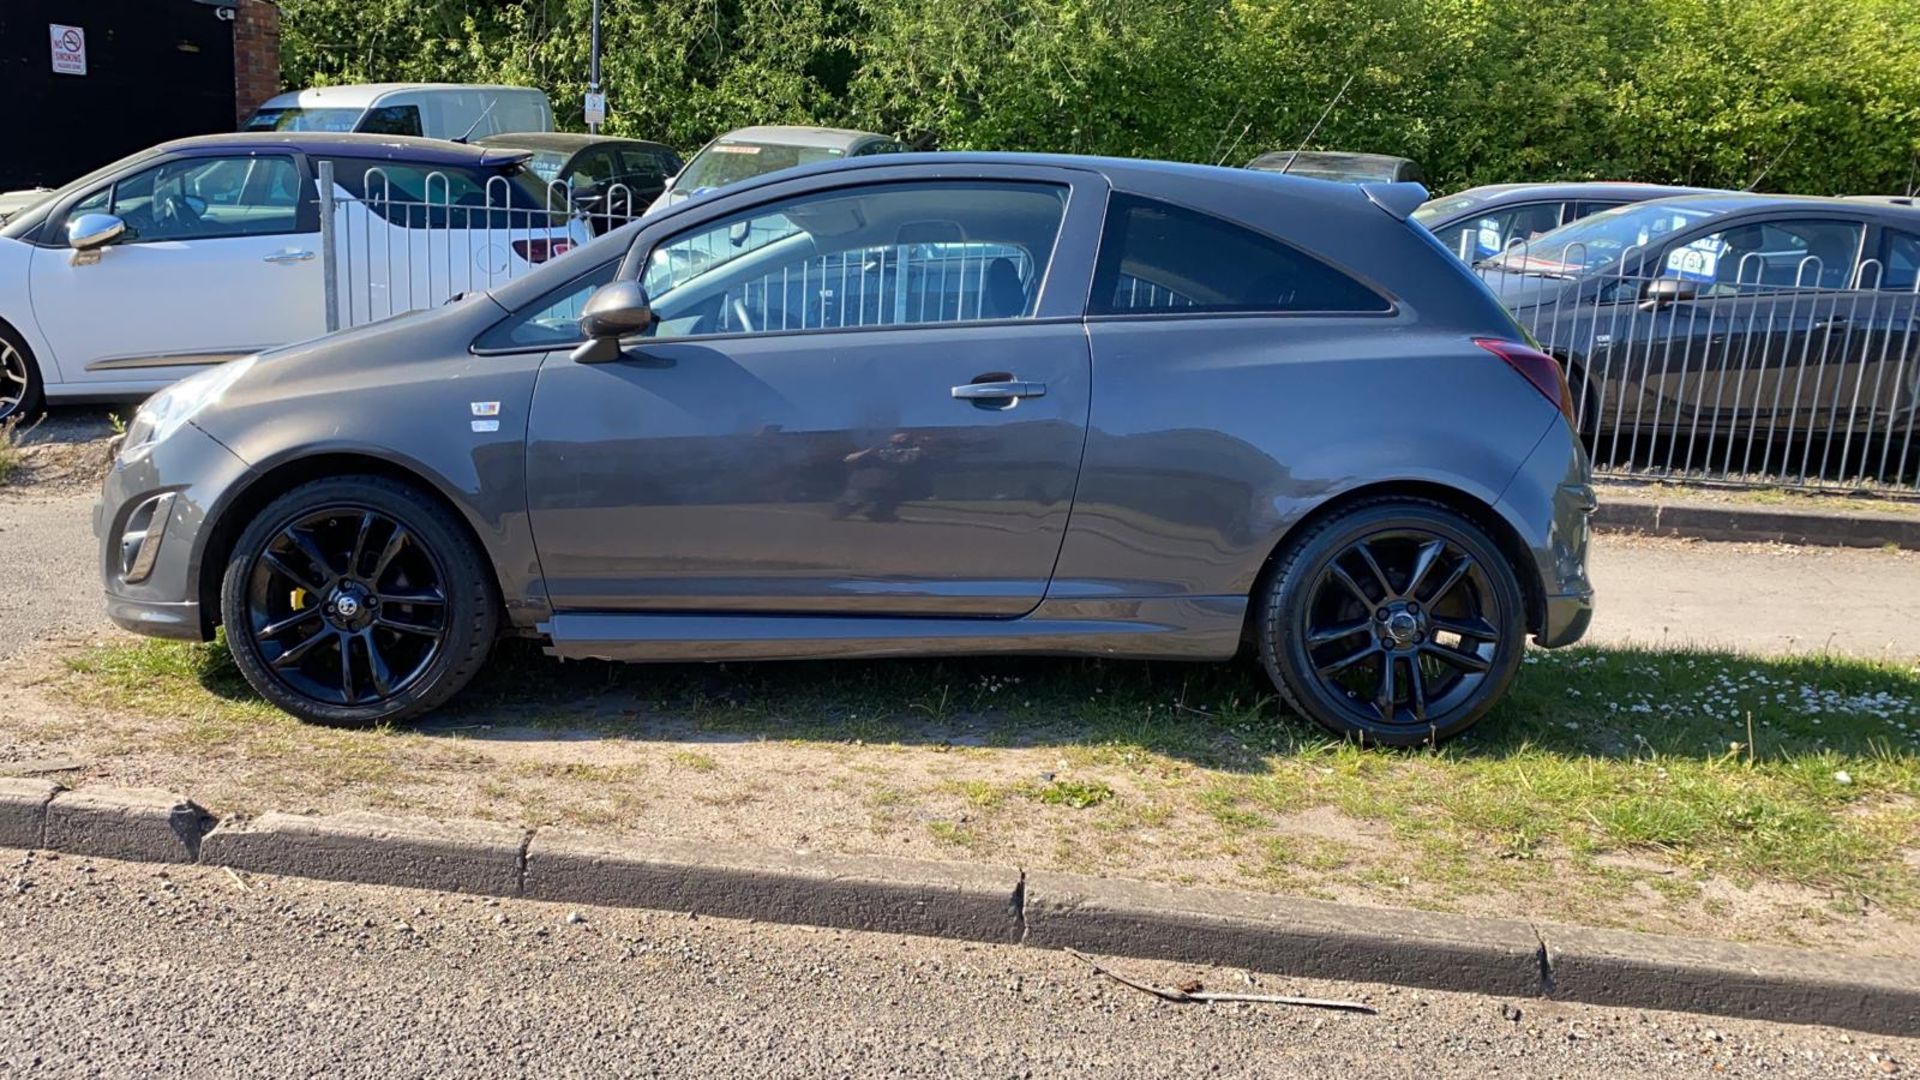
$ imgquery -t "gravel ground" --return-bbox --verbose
[1,848,1912,1079]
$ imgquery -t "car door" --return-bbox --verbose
[27,152,322,385]
[520,168,1104,617]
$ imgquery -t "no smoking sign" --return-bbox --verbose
[50,24,87,76]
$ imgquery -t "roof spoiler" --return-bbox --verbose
[1360,181,1429,221]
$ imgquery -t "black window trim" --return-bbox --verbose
[1082,189,1399,322]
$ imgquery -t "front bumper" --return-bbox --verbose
[95,422,254,641]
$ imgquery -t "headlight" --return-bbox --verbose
[119,356,256,463]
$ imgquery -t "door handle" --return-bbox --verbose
[263,250,314,264]
[951,380,1046,401]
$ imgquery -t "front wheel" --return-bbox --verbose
[1257,498,1527,746]
[220,476,499,726]
[0,323,45,423]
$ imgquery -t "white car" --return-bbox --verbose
[0,132,587,421]
[241,83,554,142]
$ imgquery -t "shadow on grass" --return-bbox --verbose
[165,634,1920,773]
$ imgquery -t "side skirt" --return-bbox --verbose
[540,596,1248,664]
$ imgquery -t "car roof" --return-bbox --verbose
[1633,191,1920,219]
[1430,181,1724,204]
[256,83,543,108]
[148,131,533,168]
[474,132,677,155]
[709,126,891,151]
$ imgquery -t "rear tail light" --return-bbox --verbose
[512,238,572,264]
[1474,338,1575,423]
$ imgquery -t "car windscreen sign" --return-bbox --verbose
[1666,236,1728,283]
[50,24,86,75]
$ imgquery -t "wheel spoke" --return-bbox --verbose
[270,625,332,670]
[376,615,440,638]
[363,632,394,697]
[1375,654,1397,720]
[1316,642,1377,677]
[1408,659,1428,723]
[1424,557,1472,606]
[1307,619,1371,647]
[1353,542,1395,599]
[281,527,341,587]
[338,634,357,705]
[347,512,375,580]
[1421,642,1491,673]
[258,607,322,639]
[1431,616,1499,642]
[261,552,327,597]
[1403,540,1447,600]
[369,527,411,586]
[378,589,446,609]
[1327,565,1376,610]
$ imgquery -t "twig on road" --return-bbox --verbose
[223,867,251,892]
[1063,948,1377,1014]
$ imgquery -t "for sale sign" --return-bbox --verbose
[50,24,86,76]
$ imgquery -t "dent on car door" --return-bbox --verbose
[520,170,1106,616]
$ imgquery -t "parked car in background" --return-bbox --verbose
[476,132,682,234]
[243,84,553,141]
[98,152,1593,745]
[1479,194,1920,473]
[1416,182,1723,262]
[0,188,52,224]
[644,126,908,215]
[0,132,586,421]
[1245,151,1424,184]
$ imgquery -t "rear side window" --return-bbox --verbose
[1090,194,1389,315]
[1879,229,1919,291]
[357,106,423,137]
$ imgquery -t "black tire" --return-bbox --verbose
[0,322,45,424]
[220,475,499,726]
[1257,497,1527,747]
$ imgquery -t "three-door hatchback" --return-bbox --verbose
[97,153,1595,745]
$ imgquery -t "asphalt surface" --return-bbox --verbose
[7,484,1920,662]
[1,849,1911,1078]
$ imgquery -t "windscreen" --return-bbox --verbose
[243,107,363,132]
[675,141,846,193]
[1485,202,1721,275]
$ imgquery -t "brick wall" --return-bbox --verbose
[232,0,282,124]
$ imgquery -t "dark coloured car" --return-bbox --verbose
[1481,194,1920,468]
[97,153,1594,746]
[1245,151,1424,185]
[475,132,683,233]
[1416,182,1723,262]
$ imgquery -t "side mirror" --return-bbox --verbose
[1639,276,1698,310]
[68,212,127,252]
[571,280,655,364]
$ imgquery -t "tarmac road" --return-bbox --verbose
[1,849,1911,1078]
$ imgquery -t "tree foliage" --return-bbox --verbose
[279,0,1920,195]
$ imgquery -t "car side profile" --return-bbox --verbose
[0,133,587,420]
[97,153,1594,746]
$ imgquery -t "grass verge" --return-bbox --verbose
[45,635,1920,943]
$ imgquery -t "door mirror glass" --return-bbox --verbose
[68,212,127,251]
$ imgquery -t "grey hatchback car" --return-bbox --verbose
[97,153,1594,745]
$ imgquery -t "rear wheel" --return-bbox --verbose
[220,476,498,726]
[1257,498,1526,746]
[0,324,44,423]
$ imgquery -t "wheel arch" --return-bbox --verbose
[1241,478,1545,648]
[195,452,507,638]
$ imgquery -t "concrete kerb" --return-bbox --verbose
[11,786,1919,1036]
[1593,496,1920,550]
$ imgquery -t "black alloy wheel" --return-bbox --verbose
[1260,498,1526,745]
[222,476,498,725]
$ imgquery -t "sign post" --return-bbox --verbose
[587,0,602,133]
[49,24,87,75]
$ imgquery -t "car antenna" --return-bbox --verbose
[452,99,499,145]
[1742,130,1799,192]
[1278,73,1355,175]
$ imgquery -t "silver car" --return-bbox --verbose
[97,153,1594,745]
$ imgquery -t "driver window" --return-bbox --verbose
[1661,220,1864,294]
[80,155,303,243]
[639,181,1068,339]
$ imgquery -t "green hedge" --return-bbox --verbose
[278,0,1920,196]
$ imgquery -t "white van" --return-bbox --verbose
[242,84,553,141]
